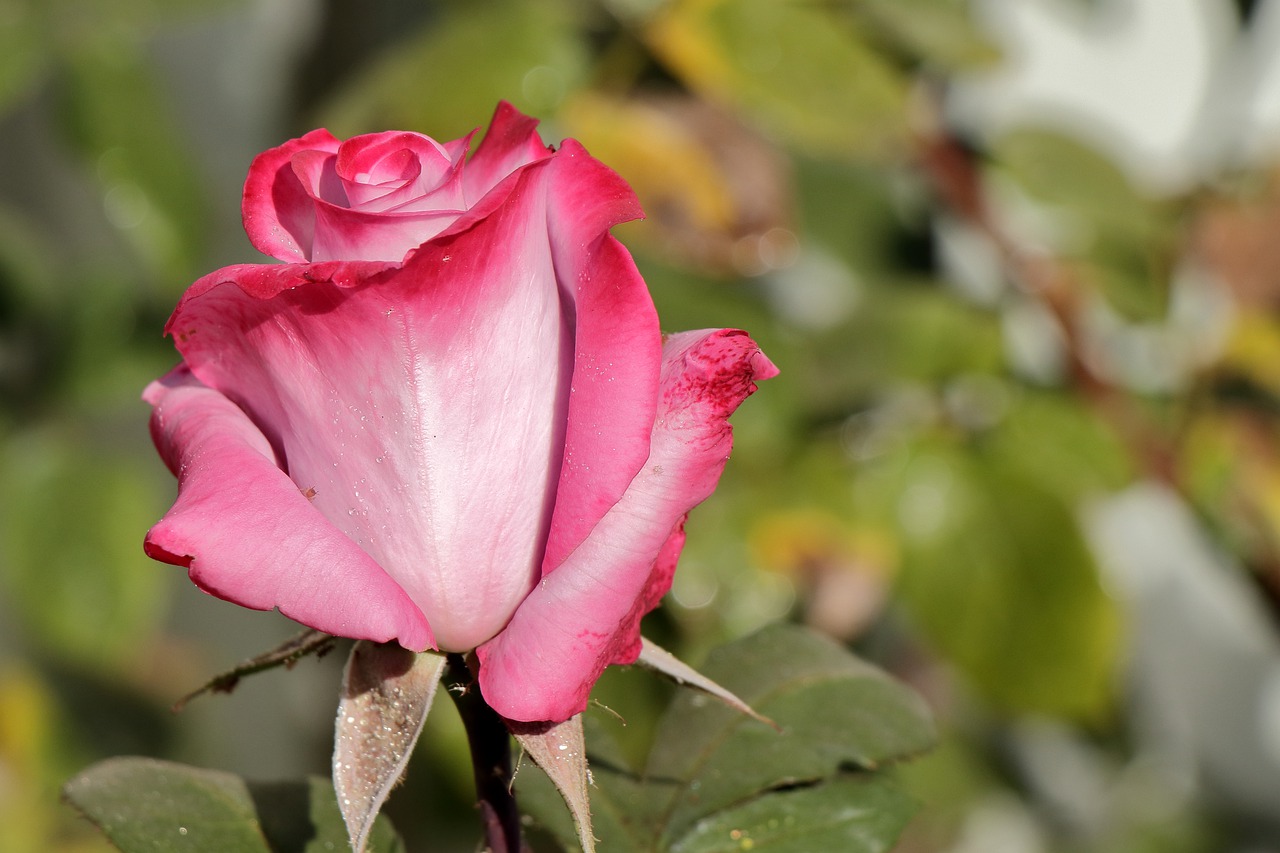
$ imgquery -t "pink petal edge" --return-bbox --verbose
[477,329,778,722]
[242,128,341,262]
[540,138,660,576]
[144,365,433,651]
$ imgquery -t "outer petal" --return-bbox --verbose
[169,156,577,653]
[242,128,341,262]
[477,329,778,722]
[143,365,433,650]
[540,139,662,575]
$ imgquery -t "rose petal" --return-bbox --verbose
[540,139,661,575]
[463,100,554,205]
[169,157,581,653]
[336,131,469,213]
[242,128,341,262]
[309,205,464,263]
[143,366,433,650]
[477,329,778,722]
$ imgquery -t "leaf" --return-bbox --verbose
[0,0,47,116]
[319,0,587,141]
[518,627,932,851]
[846,0,999,70]
[643,0,909,158]
[669,775,917,853]
[637,636,774,728]
[63,757,404,853]
[510,715,595,853]
[55,40,211,282]
[992,130,1179,321]
[173,629,336,711]
[518,715,669,853]
[0,429,169,670]
[334,643,446,853]
[886,445,1123,719]
[644,624,935,843]
[252,777,406,853]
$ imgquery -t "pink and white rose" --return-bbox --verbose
[143,102,776,722]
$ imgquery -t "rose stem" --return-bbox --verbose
[444,653,522,853]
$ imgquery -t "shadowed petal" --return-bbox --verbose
[477,329,778,722]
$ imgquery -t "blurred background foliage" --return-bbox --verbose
[5,0,1280,849]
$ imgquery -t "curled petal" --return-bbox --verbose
[477,329,779,722]
[242,128,341,262]
[143,366,433,650]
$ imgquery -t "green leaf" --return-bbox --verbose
[0,0,48,116]
[645,624,934,844]
[846,0,999,70]
[670,775,917,853]
[992,130,1179,321]
[55,41,211,283]
[0,428,169,669]
[63,758,403,853]
[253,777,405,853]
[644,0,909,158]
[518,627,932,851]
[988,391,1132,500]
[319,0,588,141]
[887,445,1122,719]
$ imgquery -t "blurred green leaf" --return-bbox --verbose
[256,776,405,853]
[990,390,1133,498]
[993,130,1180,320]
[54,41,210,283]
[0,427,168,669]
[846,0,999,69]
[320,0,588,141]
[669,775,916,853]
[63,758,404,853]
[0,0,48,115]
[644,0,910,158]
[881,444,1122,719]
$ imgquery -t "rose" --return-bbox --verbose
[143,102,776,722]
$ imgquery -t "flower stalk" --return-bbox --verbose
[445,653,523,853]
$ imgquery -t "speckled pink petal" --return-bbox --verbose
[143,366,433,650]
[477,329,778,722]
